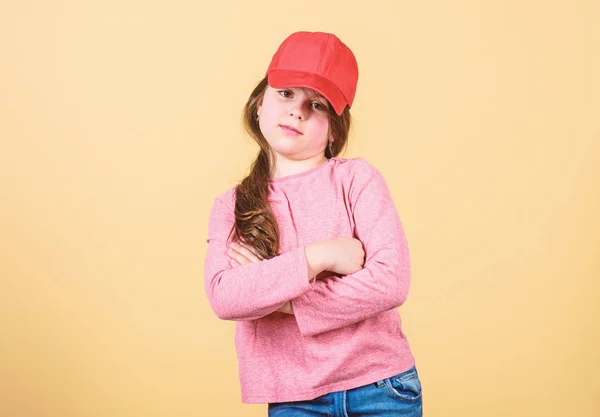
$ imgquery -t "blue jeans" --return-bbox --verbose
[268,366,423,417]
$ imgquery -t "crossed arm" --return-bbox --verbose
[227,240,294,314]
[204,159,410,336]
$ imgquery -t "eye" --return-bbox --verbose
[278,89,293,98]
[311,101,326,111]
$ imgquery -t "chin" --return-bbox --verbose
[270,142,300,154]
[273,149,300,158]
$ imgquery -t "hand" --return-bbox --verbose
[226,241,293,315]
[277,301,294,315]
[227,240,262,267]
[324,237,365,276]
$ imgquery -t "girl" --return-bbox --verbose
[204,31,422,416]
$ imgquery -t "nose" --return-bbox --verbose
[288,103,306,121]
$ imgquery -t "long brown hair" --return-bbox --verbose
[229,77,352,259]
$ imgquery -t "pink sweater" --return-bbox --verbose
[204,157,415,403]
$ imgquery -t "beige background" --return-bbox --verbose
[1,1,599,416]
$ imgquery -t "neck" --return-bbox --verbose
[271,153,328,180]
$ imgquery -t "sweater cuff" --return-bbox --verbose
[290,290,321,336]
[290,245,317,295]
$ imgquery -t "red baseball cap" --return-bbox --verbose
[266,31,359,116]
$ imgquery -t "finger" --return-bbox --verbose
[231,242,262,263]
[229,258,241,267]
[227,247,252,265]
[234,241,261,257]
[227,248,258,265]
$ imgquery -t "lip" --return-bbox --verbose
[279,124,303,135]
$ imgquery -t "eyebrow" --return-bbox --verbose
[300,88,328,106]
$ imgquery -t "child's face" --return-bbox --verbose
[257,86,330,160]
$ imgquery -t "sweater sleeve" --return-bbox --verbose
[203,189,316,321]
[291,160,411,337]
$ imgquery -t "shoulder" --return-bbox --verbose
[331,156,383,182]
[211,186,237,212]
[331,157,393,205]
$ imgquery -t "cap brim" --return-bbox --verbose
[267,70,347,116]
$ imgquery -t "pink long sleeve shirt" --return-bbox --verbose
[204,157,415,403]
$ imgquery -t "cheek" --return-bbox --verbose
[258,101,280,125]
[257,107,275,132]
[307,117,330,139]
